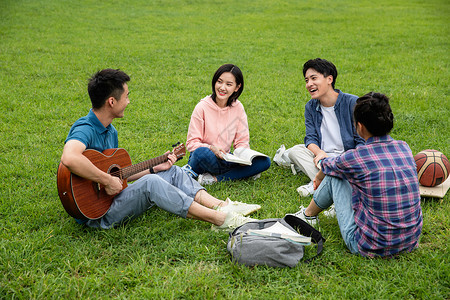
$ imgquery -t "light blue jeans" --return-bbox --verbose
[85,166,205,229]
[313,175,359,254]
[188,147,271,182]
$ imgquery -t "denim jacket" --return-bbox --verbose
[303,90,365,151]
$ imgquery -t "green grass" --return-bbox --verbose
[1,0,449,298]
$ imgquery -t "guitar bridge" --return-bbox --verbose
[93,182,101,197]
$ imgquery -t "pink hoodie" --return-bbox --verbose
[186,96,250,153]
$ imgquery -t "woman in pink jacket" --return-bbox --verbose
[184,64,271,185]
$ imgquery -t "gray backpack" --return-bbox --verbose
[227,215,325,268]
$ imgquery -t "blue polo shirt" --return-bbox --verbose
[65,109,119,225]
[65,109,118,151]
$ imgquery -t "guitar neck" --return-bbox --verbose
[121,153,169,179]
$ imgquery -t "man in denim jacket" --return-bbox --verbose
[288,58,365,197]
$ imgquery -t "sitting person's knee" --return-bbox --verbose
[190,147,213,159]
[263,156,271,169]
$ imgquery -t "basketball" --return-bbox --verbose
[414,150,450,187]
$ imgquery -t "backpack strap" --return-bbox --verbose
[303,238,324,263]
[283,214,326,263]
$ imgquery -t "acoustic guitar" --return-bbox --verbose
[57,144,186,220]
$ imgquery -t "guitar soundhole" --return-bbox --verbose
[108,164,122,180]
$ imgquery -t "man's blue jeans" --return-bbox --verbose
[85,166,204,229]
[188,147,271,182]
[313,175,359,254]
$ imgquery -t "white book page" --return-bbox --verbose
[247,221,311,244]
[249,221,301,236]
[221,153,251,165]
[222,148,269,165]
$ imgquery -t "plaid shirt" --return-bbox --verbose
[322,135,423,257]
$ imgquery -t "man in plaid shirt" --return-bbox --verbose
[297,92,423,257]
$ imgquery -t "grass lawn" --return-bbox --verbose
[1,0,449,298]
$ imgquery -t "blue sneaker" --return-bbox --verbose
[181,164,198,178]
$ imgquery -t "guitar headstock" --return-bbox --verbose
[172,143,186,159]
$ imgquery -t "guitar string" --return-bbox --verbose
[106,146,184,179]
[108,154,170,178]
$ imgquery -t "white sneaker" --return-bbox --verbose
[289,205,319,226]
[211,211,257,232]
[252,173,261,180]
[296,181,314,197]
[198,173,217,185]
[217,198,261,216]
[323,204,336,218]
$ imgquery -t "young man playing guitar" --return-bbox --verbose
[60,68,260,230]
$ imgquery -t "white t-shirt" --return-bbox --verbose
[320,105,344,157]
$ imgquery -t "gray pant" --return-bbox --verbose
[287,144,319,181]
[86,166,205,229]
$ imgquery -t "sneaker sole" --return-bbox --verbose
[241,206,261,216]
[211,225,229,232]
[217,205,261,216]
[211,218,258,232]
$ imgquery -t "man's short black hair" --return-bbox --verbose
[302,58,338,89]
[88,69,130,109]
[354,92,394,136]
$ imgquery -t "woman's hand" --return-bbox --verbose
[210,145,225,160]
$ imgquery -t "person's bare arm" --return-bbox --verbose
[313,169,326,190]
[60,140,123,195]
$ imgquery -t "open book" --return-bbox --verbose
[222,148,269,166]
[247,221,312,245]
